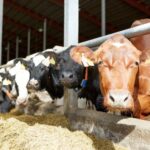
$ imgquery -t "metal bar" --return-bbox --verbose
[7,42,10,61]
[101,0,106,36]
[0,0,3,64]
[16,36,19,58]
[64,0,79,46]
[43,18,47,50]
[79,22,150,47]
[64,0,79,115]
[27,29,31,55]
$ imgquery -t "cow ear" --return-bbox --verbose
[70,46,95,67]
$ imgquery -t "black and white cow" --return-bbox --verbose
[0,72,15,113]
[27,51,64,100]
[6,58,31,105]
[56,46,106,111]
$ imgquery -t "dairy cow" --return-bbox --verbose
[27,51,64,100]
[57,46,106,111]
[130,18,150,118]
[70,34,141,117]
[0,73,15,113]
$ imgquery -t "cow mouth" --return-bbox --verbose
[60,79,79,88]
[106,105,132,112]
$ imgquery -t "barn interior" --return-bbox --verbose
[0,1,150,150]
[2,0,150,64]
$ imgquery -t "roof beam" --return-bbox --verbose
[5,0,62,31]
[122,0,150,16]
[49,0,118,33]
[4,0,87,42]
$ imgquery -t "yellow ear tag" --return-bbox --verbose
[3,79,11,85]
[21,64,25,69]
[86,58,94,66]
[49,57,56,65]
[81,53,94,67]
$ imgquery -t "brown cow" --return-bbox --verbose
[70,34,141,117]
[130,18,150,118]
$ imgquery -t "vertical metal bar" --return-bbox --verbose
[0,0,4,64]
[7,42,10,62]
[101,0,106,36]
[16,36,19,58]
[64,0,79,46]
[43,18,47,50]
[27,29,31,55]
[64,0,79,115]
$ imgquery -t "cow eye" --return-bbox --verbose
[56,64,60,70]
[97,61,103,65]
[60,58,66,63]
[135,61,139,66]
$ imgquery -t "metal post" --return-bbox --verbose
[64,0,79,115]
[27,29,31,55]
[43,18,47,50]
[101,0,106,36]
[16,36,19,58]
[6,42,10,62]
[79,22,150,47]
[0,0,3,64]
[64,0,79,46]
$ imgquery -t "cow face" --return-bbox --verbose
[29,63,48,90]
[71,34,141,111]
[28,52,57,90]
[58,46,84,88]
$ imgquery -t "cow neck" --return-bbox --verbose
[80,67,88,88]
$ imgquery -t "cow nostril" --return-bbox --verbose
[124,96,128,102]
[109,95,115,102]
[35,83,39,86]
[61,74,64,78]
[69,74,73,79]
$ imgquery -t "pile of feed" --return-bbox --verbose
[0,113,126,150]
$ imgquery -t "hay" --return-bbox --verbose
[0,113,127,150]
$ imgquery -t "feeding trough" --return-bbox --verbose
[68,109,150,150]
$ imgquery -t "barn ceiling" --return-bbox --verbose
[2,0,150,63]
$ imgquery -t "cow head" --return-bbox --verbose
[71,34,141,111]
[28,52,57,90]
[58,46,85,88]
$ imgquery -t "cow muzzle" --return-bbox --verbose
[28,78,40,90]
[105,90,133,110]
[60,71,78,88]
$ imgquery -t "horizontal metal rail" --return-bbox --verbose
[0,22,150,68]
[79,22,150,47]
